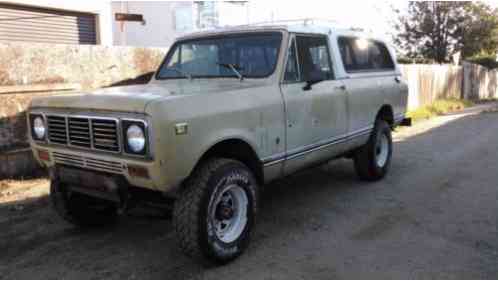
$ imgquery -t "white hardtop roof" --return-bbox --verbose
[176,19,384,42]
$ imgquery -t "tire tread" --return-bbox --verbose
[173,158,242,260]
[353,120,392,181]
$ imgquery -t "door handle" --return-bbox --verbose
[394,76,401,83]
[335,85,346,91]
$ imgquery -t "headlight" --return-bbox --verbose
[31,115,46,140]
[126,124,146,154]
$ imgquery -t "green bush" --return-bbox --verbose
[397,56,436,64]
[406,107,435,122]
[466,54,498,69]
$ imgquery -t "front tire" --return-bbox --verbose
[173,158,259,264]
[353,120,393,181]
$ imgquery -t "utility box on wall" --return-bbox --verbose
[111,1,249,48]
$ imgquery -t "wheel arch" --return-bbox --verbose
[376,104,394,127]
[191,138,264,185]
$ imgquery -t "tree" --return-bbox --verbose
[393,1,498,63]
[459,2,498,58]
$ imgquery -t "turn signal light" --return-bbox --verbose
[127,165,149,179]
[38,149,50,162]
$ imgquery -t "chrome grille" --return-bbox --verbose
[47,116,68,145]
[53,152,124,174]
[68,117,91,148]
[46,115,120,153]
[92,119,119,152]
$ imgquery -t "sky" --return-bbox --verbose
[246,0,407,41]
[246,0,498,42]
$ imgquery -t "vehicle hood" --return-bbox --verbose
[147,79,269,96]
[29,84,170,113]
[29,80,269,113]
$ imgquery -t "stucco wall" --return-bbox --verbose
[0,42,167,178]
[0,42,166,89]
[0,91,52,178]
[112,1,192,48]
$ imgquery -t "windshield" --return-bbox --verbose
[156,32,282,79]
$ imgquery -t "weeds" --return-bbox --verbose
[407,98,475,122]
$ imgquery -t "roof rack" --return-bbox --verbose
[223,18,366,32]
[248,18,338,27]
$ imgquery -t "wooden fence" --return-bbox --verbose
[462,62,498,100]
[400,62,498,110]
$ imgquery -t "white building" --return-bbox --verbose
[111,1,249,47]
[0,1,249,47]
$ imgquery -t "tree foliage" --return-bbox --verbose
[393,1,498,63]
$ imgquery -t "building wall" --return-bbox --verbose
[112,1,249,48]
[112,1,192,48]
[0,42,166,89]
[217,1,249,27]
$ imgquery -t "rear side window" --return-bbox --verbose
[338,37,394,73]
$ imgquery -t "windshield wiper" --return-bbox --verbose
[169,67,193,80]
[217,63,244,81]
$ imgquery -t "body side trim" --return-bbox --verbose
[336,73,397,80]
[262,125,373,167]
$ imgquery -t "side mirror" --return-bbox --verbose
[302,70,326,91]
[303,80,321,91]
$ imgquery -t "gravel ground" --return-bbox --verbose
[1,104,497,279]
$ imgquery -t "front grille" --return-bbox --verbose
[47,116,68,144]
[92,119,119,152]
[68,117,91,148]
[46,115,120,153]
[53,152,124,174]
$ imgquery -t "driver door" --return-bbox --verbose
[280,34,348,175]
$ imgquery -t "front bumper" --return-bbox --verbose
[31,144,162,192]
[51,165,125,202]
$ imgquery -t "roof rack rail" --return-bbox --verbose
[223,18,368,32]
[246,18,339,27]
[209,19,374,36]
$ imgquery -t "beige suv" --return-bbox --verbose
[28,22,409,263]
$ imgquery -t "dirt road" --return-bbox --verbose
[1,105,497,279]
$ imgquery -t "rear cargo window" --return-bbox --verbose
[338,37,394,73]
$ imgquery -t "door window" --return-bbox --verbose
[284,38,300,82]
[295,36,334,81]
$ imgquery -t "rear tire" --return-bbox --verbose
[50,180,119,227]
[353,120,392,181]
[173,158,258,264]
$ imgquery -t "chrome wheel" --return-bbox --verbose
[210,184,248,243]
[375,132,389,167]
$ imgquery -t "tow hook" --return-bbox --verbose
[400,117,412,127]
